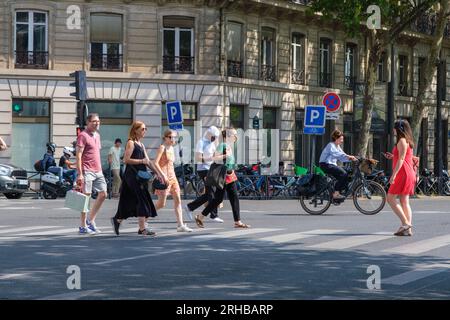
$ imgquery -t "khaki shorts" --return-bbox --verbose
[83,171,107,194]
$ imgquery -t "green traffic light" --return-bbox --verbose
[13,104,22,112]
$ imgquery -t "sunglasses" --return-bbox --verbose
[140,127,148,131]
[166,136,177,140]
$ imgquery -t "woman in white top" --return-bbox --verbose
[318,129,356,199]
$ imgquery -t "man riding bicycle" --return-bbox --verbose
[319,129,357,200]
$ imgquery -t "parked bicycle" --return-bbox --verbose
[298,157,386,215]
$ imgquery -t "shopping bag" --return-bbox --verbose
[64,190,90,212]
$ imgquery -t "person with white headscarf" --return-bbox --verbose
[184,125,224,223]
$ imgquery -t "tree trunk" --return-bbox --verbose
[355,36,382,157]
[411,0,449,153]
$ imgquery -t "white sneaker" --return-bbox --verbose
[211,217,224,223]
[183,204,193,222]
[177,224,193,232]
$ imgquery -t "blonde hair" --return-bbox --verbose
[128,121,145,141]
[162,129,176,140]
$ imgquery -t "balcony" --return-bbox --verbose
[292,69,305,85]
[227,60,243,78]
[90,53,123,71]
[163,56,194,74]
[260,64,276,81]
[319,72,332,88]
[344,76,356,90]
[412,12,450,39]
[14,51,48,69]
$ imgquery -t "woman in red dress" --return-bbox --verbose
[383,119,416,236]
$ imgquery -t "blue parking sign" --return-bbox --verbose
[166,101,183,125]
[304,105,326,128]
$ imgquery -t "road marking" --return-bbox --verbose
[415,211,446,214]
[175,228,282,241]
[92,249,183,265]
[308,232,393,250]
[384,262,450,285]
[37,289,103,300]
[383,235,450,255]
[260,229,345,244]
[0,226,59,235]
[0,207,42,210]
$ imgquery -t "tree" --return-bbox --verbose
[410,0,450,154]
[309,0,438,156]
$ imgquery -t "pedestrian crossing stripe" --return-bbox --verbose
[383,234,450,255]
[259,229,345,244]
[0,226,59,235]
[383,262,450,285]
[308,232,393,250]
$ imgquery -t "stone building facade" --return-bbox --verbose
[0,0,449,173]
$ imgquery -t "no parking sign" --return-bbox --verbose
[323,92,341,120]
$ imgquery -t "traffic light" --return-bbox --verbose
[12,103,23,114]
[69,70,87,101]
[76,101,88,130]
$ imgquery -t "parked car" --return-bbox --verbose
[0,164,29,199]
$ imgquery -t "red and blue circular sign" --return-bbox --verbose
[322,92,341,113]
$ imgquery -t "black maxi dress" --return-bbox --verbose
[114,142,157,219]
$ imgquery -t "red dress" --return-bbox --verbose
[388,145,416,195]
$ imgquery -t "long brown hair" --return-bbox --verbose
[128,121,145,141]
[394,119,414,148]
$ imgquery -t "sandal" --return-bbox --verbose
[138,228,156,236]
[234,223,250,229]
[195,214,204,228]
[394,225,412,236]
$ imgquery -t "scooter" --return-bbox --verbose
[41,146,76,199]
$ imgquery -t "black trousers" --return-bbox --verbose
[319,163,348,192]
[202,181,240,222]
[186,169,218,218]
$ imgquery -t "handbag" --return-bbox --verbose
[64,189,90,212]
[205,131,227,190]
[129,164,153,184]
[152,178,168,190]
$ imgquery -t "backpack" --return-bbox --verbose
[34,159,44,172]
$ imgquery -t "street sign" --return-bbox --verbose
[165,101,183,125]
[322,92,341,113]
[303,127,325,135]
[326,112,340,120]
[304,105,326,128]
[169,123,184,131]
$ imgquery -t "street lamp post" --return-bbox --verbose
[436,58,445,195]
[387,42,396,174]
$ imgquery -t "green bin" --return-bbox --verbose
[294,165,308,176]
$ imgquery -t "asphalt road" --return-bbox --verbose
[0,195,449,300]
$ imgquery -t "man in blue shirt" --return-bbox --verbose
[319,130,356,199]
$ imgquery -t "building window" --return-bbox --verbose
[418,57,426,90]
[344,43,357,89]
[230,105,245,130]
[227,22,243,78]
[291,33,305,85]
[11,99,50,171]
[86,101,132,168]
[90,13,123,71]
[398,55,408,96]
[14,11,48,69]
[319,38,332,87]
[343,117,353,156]
[260,27,276,81]
[377,52,387,82]
[163,16,194,74]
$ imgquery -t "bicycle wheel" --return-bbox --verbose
[299,188,332,215]
[353,181,386,215]
[443,181,450,196]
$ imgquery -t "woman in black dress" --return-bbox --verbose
[111,121,167,236]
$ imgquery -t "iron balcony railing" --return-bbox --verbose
[260,64,276,81]
[90,53,123,71]
[319,72,332,88]
[163,56,195,74]
[292,69,305,85]
[412,12,450,39]
[398,82,408,96]
[227,60,243,78]
[14,51,48,69]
